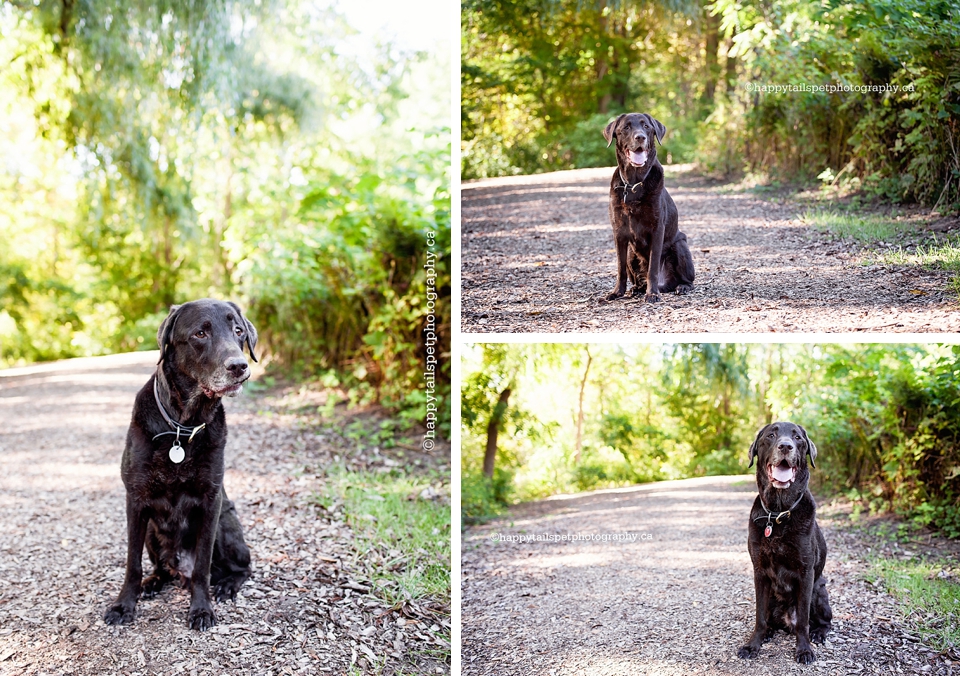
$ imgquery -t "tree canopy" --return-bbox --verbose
[462,0,960,213]
[0,0,450,428]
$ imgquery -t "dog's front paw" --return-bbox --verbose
[604,290,625,302]
[629,286,647,298]
[810,627,829,644]
[188,605,217,631]
[737,644,760,659]
[675,284,693,295]
[796,646,816,664]
[103,602,135,625]
[644,293,661,303]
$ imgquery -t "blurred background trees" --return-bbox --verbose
[0,0,450,428]
[461,0,960,213]
[461,343,960,539]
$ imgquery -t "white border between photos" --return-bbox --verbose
[450,3,462,672]
[456,332,960,345]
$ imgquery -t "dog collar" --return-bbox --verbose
[152,376,206,464]
[754,493,804,538]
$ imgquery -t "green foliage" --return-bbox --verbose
[462,0,960,212]
[461,468,514,526]
[0,1,450,430]
[243,144,451,426]
[462,343,960,538]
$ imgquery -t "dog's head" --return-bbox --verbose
[748,421,817,492]
[603,113,667,170]
[157,298,258,399]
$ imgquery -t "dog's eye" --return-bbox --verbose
[194,330,206,339]
[235,327,244,337]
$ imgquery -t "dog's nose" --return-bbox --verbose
[777,440,795,452]
[225,358,248,378]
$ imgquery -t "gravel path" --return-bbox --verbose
[461,167,960,333]
[461,476,956,675]
[0,352,450,676]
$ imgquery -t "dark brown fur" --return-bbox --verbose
[739,422,833,663]
[602,112,695,303]
[104,299,256,631]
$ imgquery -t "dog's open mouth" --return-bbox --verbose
[767,462,797,489]
[628,149,648,167]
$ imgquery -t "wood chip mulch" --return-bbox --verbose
[0,352,450,676]
[461,476,958,675]
[461,167,960,333]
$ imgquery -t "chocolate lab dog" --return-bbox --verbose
[602,112,695,303]
[104,299,256,630]
[739,422,833,663]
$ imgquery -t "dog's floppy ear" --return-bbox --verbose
[651,116,667,144]
[799,425,817,468]
[228,301,259,363]
[747,425,767,468]
[156,304,182,364]
[603,114,626,148]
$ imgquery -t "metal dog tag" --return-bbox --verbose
[169,443,185,464]
[764,524,772,538]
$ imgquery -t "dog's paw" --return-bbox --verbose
[796,646,816,664]
[675,284,693,295]
[737,644,760,659]
[604,291,624,302]
[188,605,217,631]
[644,293,661,303]
[810,627,829,644]
[141,575,167,599]
[213,578,244,603]
[629,286,647,298]
[103,603,135,625]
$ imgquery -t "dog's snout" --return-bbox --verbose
[225,357,248,378]
[777,439,795,452]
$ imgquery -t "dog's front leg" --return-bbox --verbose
[187,490,223,631]
[605,234,630,301]
[104,495,148,625]
[645,223,664,303]
[738,569,771,658]
[794,566,817,663]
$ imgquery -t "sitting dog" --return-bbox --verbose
[104,299,256,630]
[739,422,833,663]
[602,112,695,303]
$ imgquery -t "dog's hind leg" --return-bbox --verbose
[809,577,833,644]
[211,489,252,602]
[663,231,695,295]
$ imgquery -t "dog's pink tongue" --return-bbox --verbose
[772,466,794,483]
[629,150,647,166]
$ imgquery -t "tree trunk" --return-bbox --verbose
[483,387,512,479]
[574,349,593,463]
[704,3,721,104]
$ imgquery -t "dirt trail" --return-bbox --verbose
[461,476,954,676]
[0,352,449,676]
[461,167,959,333]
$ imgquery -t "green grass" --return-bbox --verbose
[867,557,960,650]
[319,468,451,606]
[802,208,960,297]
[800,208,908,242]
[881,235,960,299]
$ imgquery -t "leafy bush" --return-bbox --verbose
[244,146,451,430]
